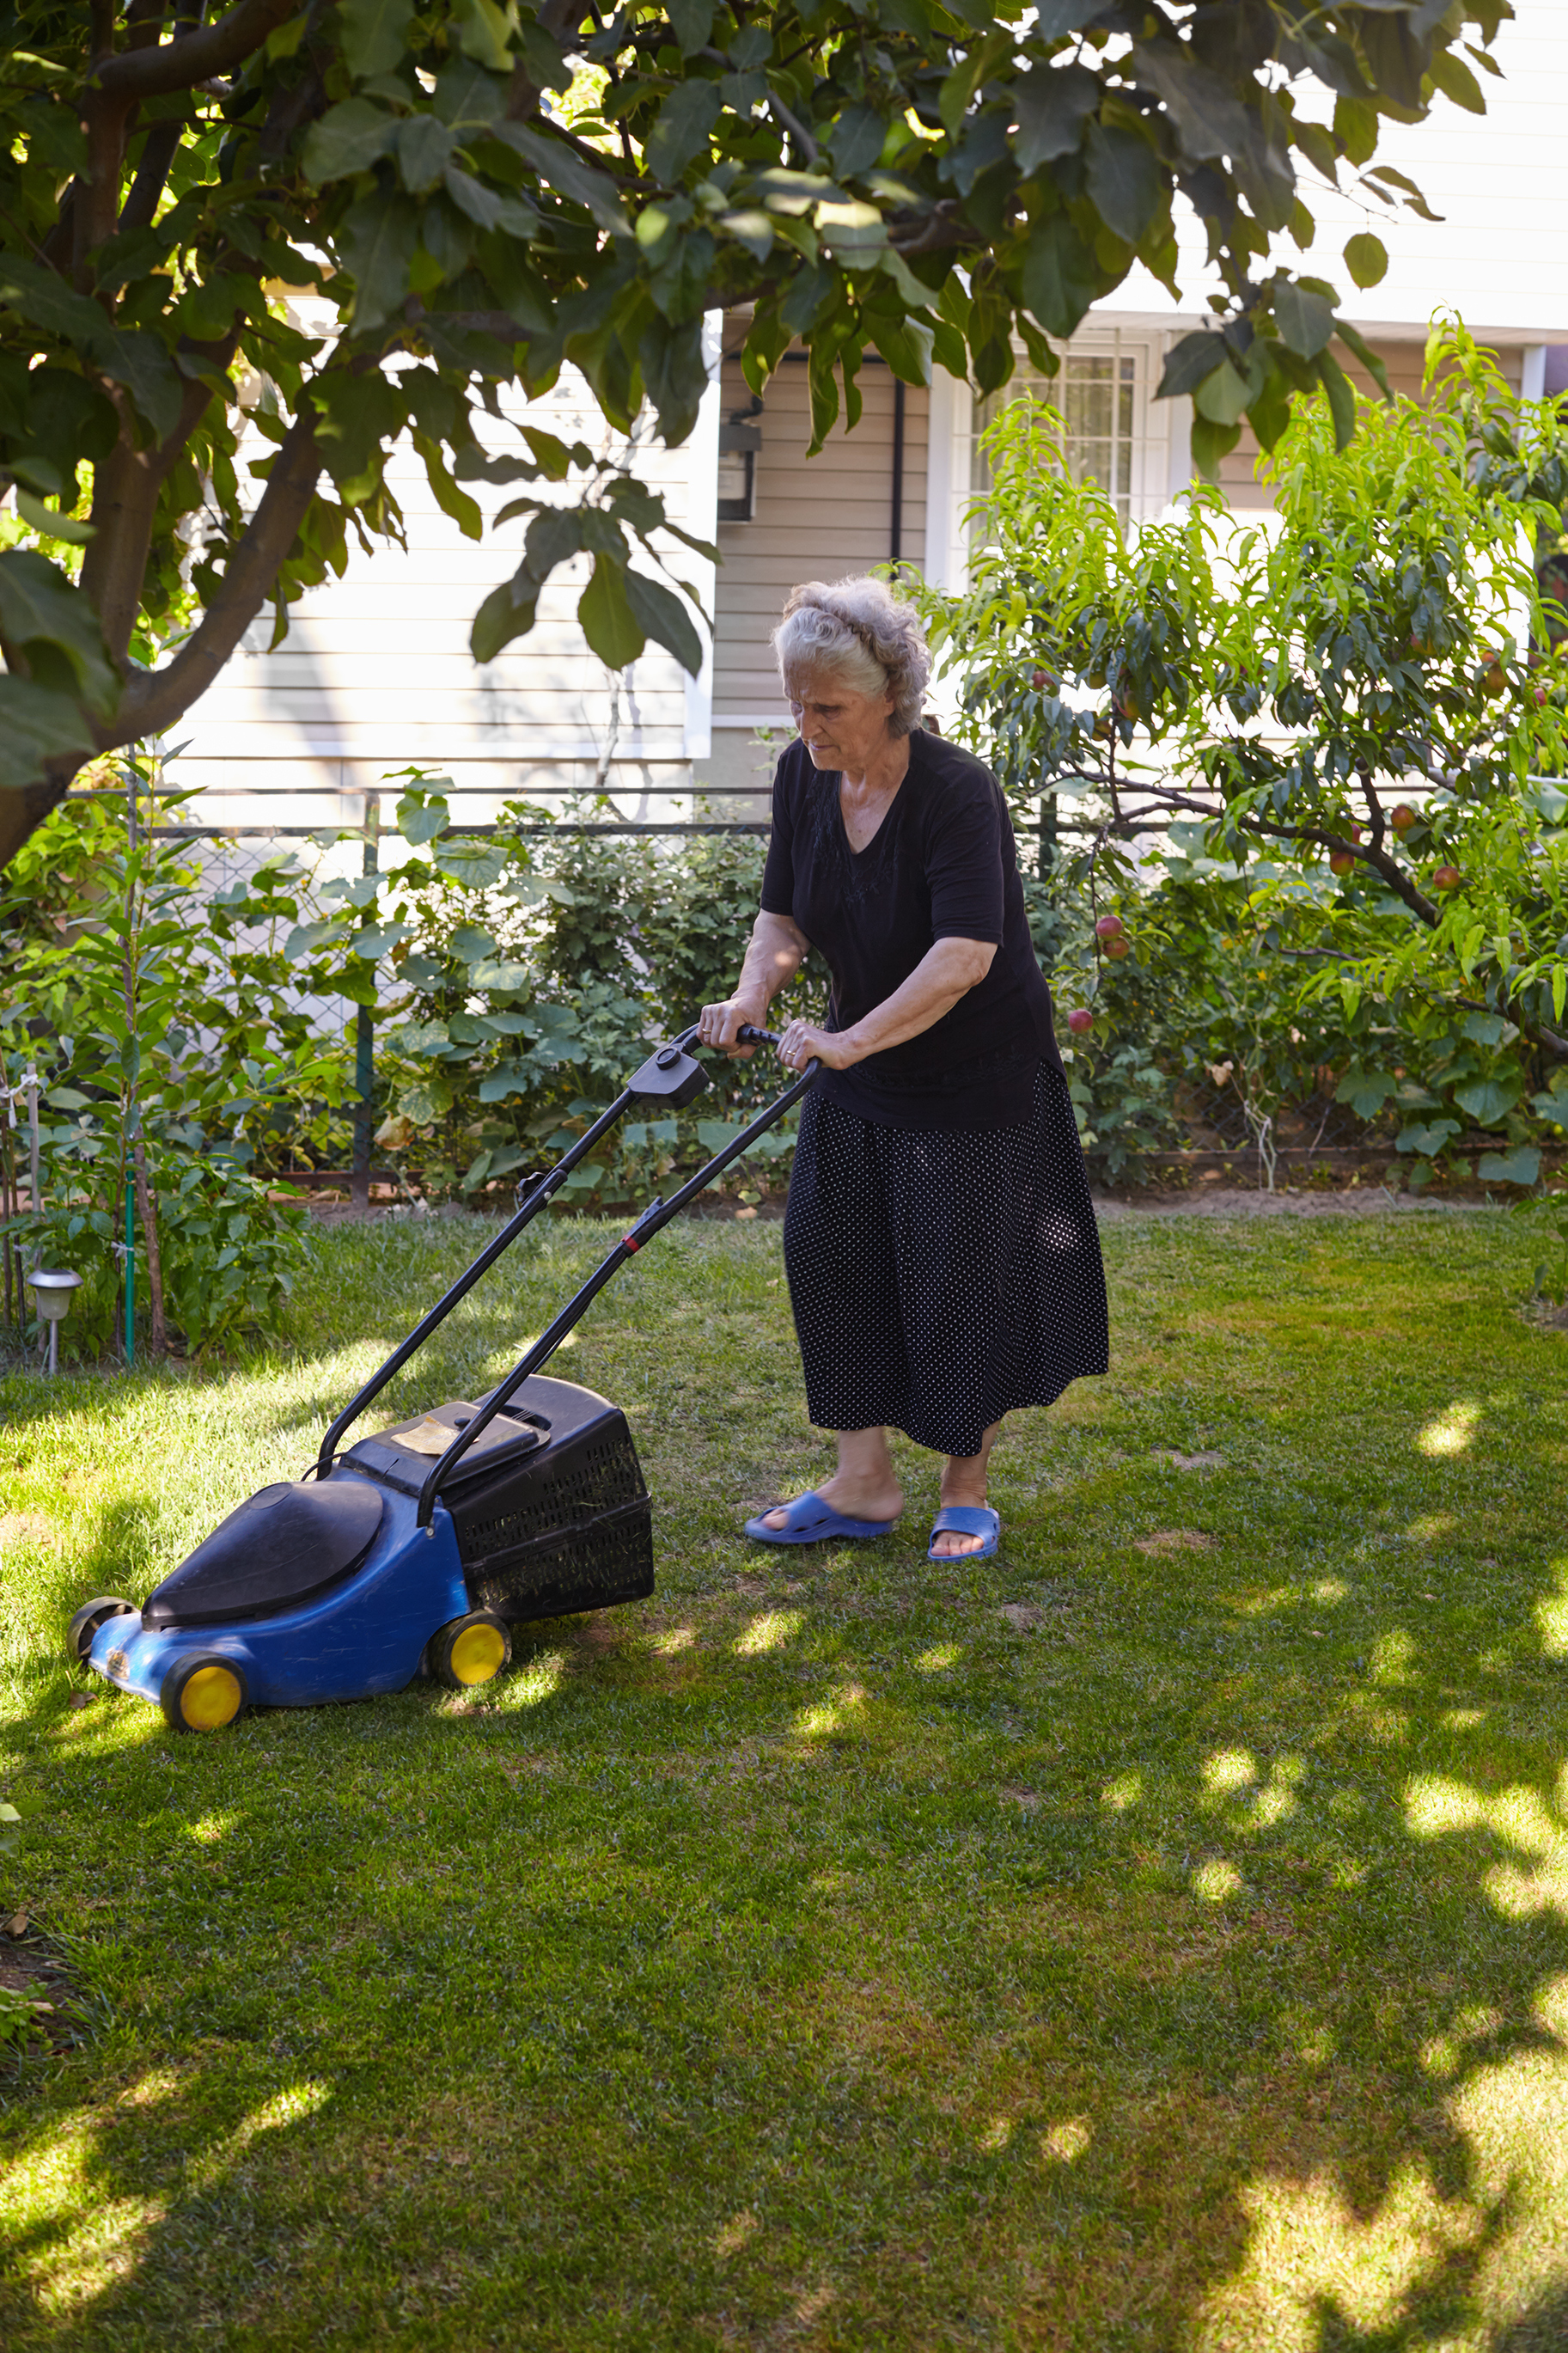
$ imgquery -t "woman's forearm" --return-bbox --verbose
[734,911,808,1011]
[840,937,996,1060]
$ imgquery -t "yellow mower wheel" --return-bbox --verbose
[430,1612,511,1691]
[160,1654,248,1733]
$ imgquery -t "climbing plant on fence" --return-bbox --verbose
[1,769,829,1358]
[909,320,1568,1190]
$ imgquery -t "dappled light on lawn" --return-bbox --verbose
[6,1212,1568,2348]
[1417,1400,1482,1457]
[1406,1771,1568,1921]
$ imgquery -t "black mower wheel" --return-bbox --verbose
[160,1653,249,1733]
[429,1612,511,1692]
[67,1596,135,1663]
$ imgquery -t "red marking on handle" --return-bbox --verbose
[622,1234,640,1253]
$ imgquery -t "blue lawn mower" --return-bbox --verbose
[70,1024,814,1732]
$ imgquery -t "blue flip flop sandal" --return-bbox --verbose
[744,1490,898,1546]
[927,1506,1000,1561]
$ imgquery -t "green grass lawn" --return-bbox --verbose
[3,1207,1568,2351]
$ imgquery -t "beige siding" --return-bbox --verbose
[179,358,705,814]
[711,349,928,724]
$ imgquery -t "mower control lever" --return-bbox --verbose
[735,1024,780,1048]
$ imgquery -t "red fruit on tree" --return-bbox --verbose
[1104,937,1131,960]
[1431,865,1462,892]
[1329,852,1355,876]
[1066,1008,1094,1035]
[1391,804,1417,833]
[1095,914,1124,941]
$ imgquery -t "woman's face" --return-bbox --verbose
[786,666,897,776]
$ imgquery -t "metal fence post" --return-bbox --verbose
[351,795,378,1215]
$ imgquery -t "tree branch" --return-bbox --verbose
[92,0,300,101]
[119,119,184,233]
[114,398,322,740]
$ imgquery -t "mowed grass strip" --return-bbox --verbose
[2,1209,1567,2352]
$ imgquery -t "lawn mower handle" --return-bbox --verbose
[315,1024,700,1477]
[413,1051,821,1528]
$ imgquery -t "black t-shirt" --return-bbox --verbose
[759,729,1062,1129]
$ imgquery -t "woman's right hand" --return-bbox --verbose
[698,996,767,1057]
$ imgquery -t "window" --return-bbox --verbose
[970,332,1170,528]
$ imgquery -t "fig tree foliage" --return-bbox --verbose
[0,0,1512,863]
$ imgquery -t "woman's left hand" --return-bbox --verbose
[776,1018,859,1073]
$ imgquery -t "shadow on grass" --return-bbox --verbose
[3,1216,1568,2348]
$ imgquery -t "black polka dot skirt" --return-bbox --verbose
[782,1060,1109,1457]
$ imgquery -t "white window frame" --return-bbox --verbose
[934,326,1187,585]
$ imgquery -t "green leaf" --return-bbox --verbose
[1012,63,1098,173]
[1272,279,1335,360]
[349,921,411,959]
[0,551,117,711]
[872,315,935,388]
[1156,330,1226,400]
[396,115,455,194]
[1453,1075,1522,1127]
[491,122,626,233]
[1333,1066,1399,1120]
[1333,94,1379,166]
[1343,231,1388,290]
[340,0,415,81]
[1333,316,1391,399]
[14,488,94,544]
[471,960,534,994]
[338,189,420,331]
[1477,1146,1541,1186]
[815,197,886,266]
[1128,39,1252,164]
[1396,1119,1460,1155]
[449,923,498,963]
[1193,354,1253,427]
[99,331,182,441]
[623,568,703,675]
[399,1078,453,1126]
[668,0,715,53]
[302,97,396,184]
[645,80,723,184]
[396,787,450,844]
[578,553,646,669]
[284,919,351,958]
[0,675,98,782]
[827,104,888,180]
[1427,48,1486,115]
[1315,349,1356,449]
[434,837,509,889]
[1083,121,1160,246]
[471,576,539,664]
[431,58,506,135]
[1022,209,1097,339]
[453,0,512,72]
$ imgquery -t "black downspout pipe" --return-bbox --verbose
[890,377,905,565]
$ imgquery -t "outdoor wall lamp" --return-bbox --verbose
[27,1268,82,1374]
[717,398,763,522]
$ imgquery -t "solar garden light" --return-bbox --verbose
[27,1268,82,1374]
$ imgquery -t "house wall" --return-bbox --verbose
[176,333,715,829]
[695,345,928,798]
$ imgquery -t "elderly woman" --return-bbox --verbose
[699,576,1108,1561]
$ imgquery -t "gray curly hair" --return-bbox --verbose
[772,575,931,738]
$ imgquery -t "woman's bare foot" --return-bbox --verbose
[931,1421,1002,1557]
[761,1427,903,1531]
